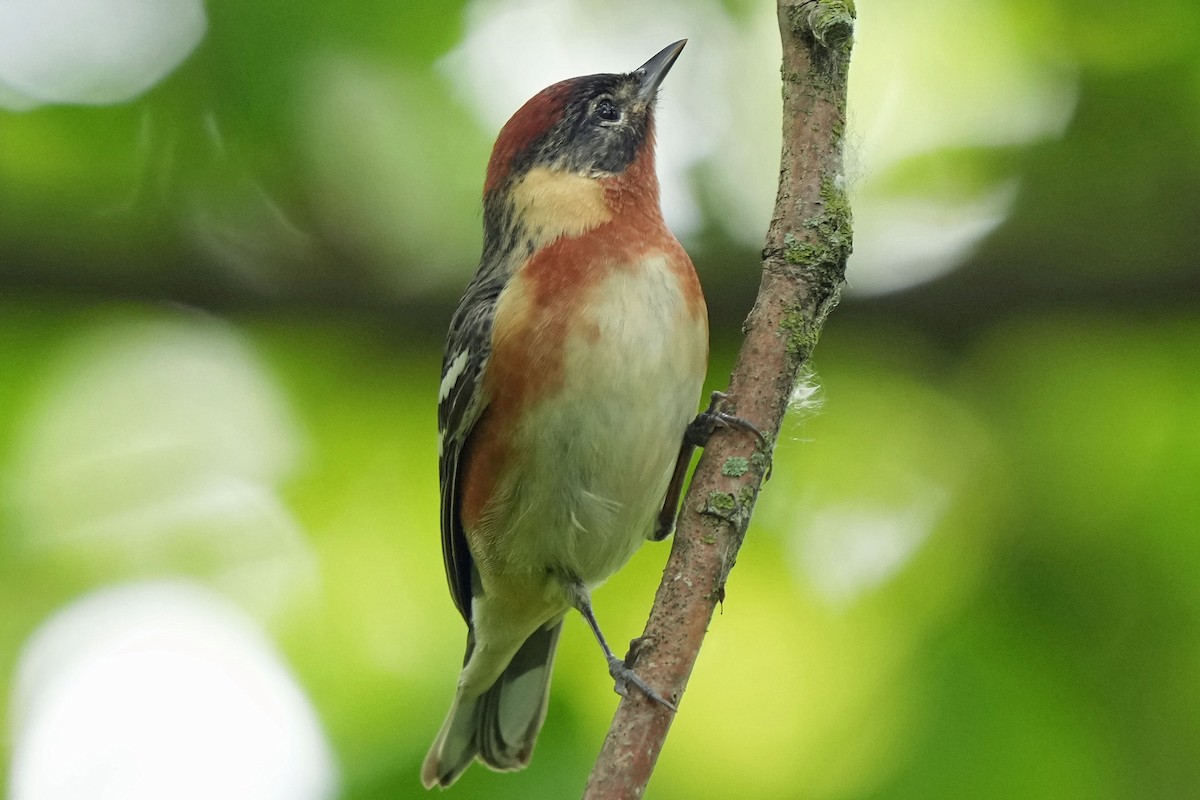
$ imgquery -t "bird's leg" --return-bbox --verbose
[570,583,677,712]
[652,439,694,541]
[653,391,768,540]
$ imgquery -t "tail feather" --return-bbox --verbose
[422,621,562,789]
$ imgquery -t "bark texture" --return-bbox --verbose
[582,2,855,797]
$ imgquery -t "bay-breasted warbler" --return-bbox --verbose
[422,40,712,789]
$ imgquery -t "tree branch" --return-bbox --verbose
[582,2,855,797]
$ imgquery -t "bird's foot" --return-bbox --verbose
[685,391,768,449]
[607,653,677,712]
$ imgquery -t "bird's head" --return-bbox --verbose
[481,40,686,248]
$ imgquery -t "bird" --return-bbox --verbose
[422,39,711,789]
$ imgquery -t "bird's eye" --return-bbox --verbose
[593,98,621,124]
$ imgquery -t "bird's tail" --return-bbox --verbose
[421,620,563,789]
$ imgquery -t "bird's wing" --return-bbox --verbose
[437,279,503,622]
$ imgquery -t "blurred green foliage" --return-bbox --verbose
[3,0,1200,798]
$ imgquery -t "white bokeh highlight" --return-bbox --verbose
[0,0,206,109]
[844,0,1078,295]
[5,314,314,619]
[8,582,339,800]
[793,488,948,605]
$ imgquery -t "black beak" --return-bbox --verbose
[635,40,686,104]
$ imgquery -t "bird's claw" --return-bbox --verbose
[686,391,768,449]
[625,634,654,666]
[607,654,676,712]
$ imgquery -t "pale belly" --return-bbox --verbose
[490,259,707,590]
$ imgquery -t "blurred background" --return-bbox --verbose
[2,0,1198,798]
